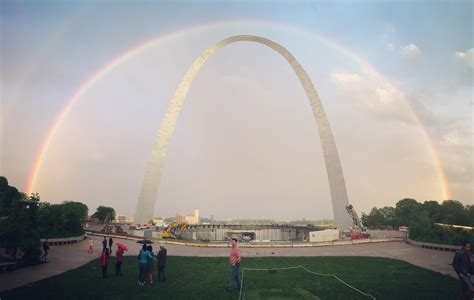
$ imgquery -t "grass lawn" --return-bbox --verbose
[1,256,458,300]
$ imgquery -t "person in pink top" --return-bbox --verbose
[115,247,124,276]
[226,238,241,292]
[99,248,110,278]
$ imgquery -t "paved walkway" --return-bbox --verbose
[0,236,457,292]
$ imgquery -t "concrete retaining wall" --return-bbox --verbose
[406,238,459,252]
[85,230,403,248]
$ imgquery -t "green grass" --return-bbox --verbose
[0,256,459,300]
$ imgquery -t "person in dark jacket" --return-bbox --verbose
[157,245,167,282]
[102,237,107,252]
[453,241,474,299]
[42,239,50,261]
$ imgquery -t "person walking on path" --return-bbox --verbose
[115,247,124,276]
[42,238,49,261]
[157,245,167,282]
[453,241,474,299]
[88,239,94,253]
[99,248,110,278]
[108,237,114,254]
[102,237,107,252]
[226,238,241,292]
[137,244,156,285]
[146,245,154,283]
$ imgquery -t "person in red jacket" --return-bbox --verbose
[115,247,124,276]
[99,248,110,278]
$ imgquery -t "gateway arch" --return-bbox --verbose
[134,35,352,229]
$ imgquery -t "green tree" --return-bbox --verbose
[394,198,421,226]
[466,205,474,227]
[62,201,88,220]
[439,200,467,225]
[0,177,41,262]
[362,206,396,227]
[92,206,116,222]
[37,201,88,238]
[409,212,433,238]
[420,201,442,223]
[362,208,384,227]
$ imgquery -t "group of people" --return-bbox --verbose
[98,242,125,278]
[93,235,241,293]
[137,244,167,285]
[93,236,168,283]
[87,236,115,254]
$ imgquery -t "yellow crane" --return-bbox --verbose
[160,222,187,239]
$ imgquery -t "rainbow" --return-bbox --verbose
[26,20,451,200]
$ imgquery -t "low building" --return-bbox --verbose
[183,224,317,242]
[176,209,200,225]
[309,229,339,242]
[151,218,165,227]
[115,214,134,224]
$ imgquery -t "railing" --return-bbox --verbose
[40,234,85,246]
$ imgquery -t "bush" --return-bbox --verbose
[20,235,41,264]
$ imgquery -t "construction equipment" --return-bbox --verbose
[345,204,370,239]
[101,225,113,233]
[160,222,187,239]
[115,225,127,235]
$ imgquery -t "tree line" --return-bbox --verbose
[0,176,114,263]
[362,198,474,245]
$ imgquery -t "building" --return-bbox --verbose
[309,229,340,242]
[176,209,200,225]
[115,214,134,224]
[151,217,165,227]
[184,224,316,242]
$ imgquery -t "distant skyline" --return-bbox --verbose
[1,1,472,220]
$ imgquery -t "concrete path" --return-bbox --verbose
[0,236,457,293]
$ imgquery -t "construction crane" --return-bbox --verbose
[160,222,187,239]
[345,204,370,239]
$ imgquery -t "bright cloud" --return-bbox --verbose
[455,48,474,68]
[330,68,415,124]
[399,43,422,60]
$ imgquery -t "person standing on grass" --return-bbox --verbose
[146,245,154,283]
[157,245,167,282]
[109,237,114,254]
[102,236,107,252]
[226,238,241,292]
[453,241,474,299]
[137,244,156,285]
[42,238,49,261]
[99,248,110,278]
[115,247,124,276]
[88,239,94,253]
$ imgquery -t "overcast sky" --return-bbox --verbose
[1,1,472,220]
